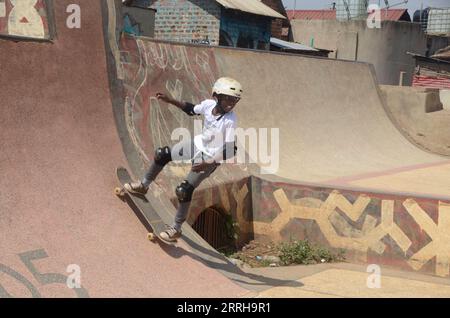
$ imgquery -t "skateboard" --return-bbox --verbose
[114,166,176,245]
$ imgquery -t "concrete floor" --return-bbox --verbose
[241,262,450,298]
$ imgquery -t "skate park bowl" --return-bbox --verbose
[114,27,450,278]
[2,0,450,298]
[113,29,450,276]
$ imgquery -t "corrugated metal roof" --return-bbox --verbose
[270,37,318,51]
[413,75,450,89]
[215,0,286,19]
[408,51,450,65]
[287,8,409,21]
[376,9,410,21]
[287,10,336,20]
[432,46,450,61]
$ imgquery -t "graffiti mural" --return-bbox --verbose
[120,36,219,152]
[120,35,220,186]
[0,0,50,39]
[252,177,450,277]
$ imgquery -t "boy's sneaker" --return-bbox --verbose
[160,227,182,242]
[124,181,148,195]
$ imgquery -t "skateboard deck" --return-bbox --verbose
[114,166,176,245]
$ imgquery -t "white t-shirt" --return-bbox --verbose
[193,99,237,161]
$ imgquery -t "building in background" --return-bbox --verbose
[433,46,450,61]
[147,0,285,50]
[287,9,336,21]
[413,7,450,36]
[408,48,450,90]
[287,6,427,86]
[413,7,450,58]
[122,0,156,37]
[260,0,291,41]
[269,37,331,57]
[287,8,411,22]
[336,0,370,21]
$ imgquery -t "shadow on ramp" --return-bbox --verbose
[178,235,304,290]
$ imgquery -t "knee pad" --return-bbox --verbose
[154,146,172,166]
[175,180,195,203]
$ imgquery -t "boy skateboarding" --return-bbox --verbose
[124,77,242,242]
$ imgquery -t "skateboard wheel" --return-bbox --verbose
[147,233,156,242]
[114,187,124,197]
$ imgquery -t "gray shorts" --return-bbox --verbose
[170,139,217,188]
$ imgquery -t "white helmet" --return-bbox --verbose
[212,77,243,98]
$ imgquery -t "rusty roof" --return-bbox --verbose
[287,9,336,20]
[432,46,450,61]
[215,0,286,19]
[287,8,410,21]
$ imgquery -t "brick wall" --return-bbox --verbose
[260,0,290,40]
[150,0,221,45]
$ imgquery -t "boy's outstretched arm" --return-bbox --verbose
[156,93,197,116]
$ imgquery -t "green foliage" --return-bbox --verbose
[224,213,240,241]
[278,240,345,266]
[259,259,273,267]
[218,246,238,258]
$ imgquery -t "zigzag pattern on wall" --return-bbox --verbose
[252,178,450,277]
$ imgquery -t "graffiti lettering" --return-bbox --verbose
[0,264,41,298]
[191,38,210,45]
[120,39,219,164]
[0,249,89,298]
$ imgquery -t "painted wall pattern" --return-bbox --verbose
[0,0,50,39]
[252,177,450,277]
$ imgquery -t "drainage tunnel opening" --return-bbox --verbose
[192,207,236,252]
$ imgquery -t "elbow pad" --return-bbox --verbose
[182,102,197,116]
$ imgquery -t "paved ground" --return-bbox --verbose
[246,263,450,298]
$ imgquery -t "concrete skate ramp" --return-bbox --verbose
[119,37,450,278]
[222,50,447,181]
[120,37,450,199]
[380,85,450,157]
[3,0,450,297]
[0,0,252,298]
[220,49,450,198]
